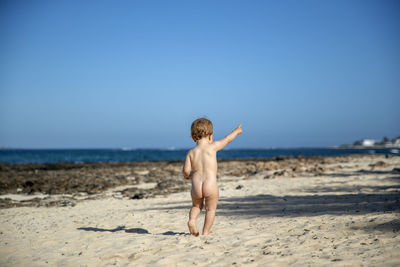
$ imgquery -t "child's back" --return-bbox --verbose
[183,118,242,235]
[188,143,218,200]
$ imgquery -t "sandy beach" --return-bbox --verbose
[0,154,399,266]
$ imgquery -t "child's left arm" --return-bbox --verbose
[183,152,192,180]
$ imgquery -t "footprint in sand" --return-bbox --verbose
[128,252,142,261]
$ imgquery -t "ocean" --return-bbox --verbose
[0,148,398,164]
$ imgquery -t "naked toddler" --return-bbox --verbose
[183,118,242,235]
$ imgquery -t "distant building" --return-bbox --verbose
[393,137,400,147]
[347,136,400,148]
[361,139,376,147]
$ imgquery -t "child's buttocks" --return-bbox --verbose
[189,144,219,199]
[191,173,218,199]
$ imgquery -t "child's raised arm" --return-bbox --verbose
[213,124,242,151]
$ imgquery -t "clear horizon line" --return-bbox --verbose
[0,146,391,150]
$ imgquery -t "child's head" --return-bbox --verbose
[191,118,213,142]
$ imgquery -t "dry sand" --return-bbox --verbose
[0,155,399,266]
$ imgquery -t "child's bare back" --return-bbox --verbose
[183,118,242,236]
[188,143,218,200]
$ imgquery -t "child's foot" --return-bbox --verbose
[187,221,199,236]
[202,232,212,236]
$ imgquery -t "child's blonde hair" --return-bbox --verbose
[191,118,213,141]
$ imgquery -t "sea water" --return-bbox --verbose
[0,148,397,164]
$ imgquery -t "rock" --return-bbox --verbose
[157,180,175,190]
[164,164,180,174]
[369,161,386,168]
[24,181,34,187]
[263,162,279,170]
[292,166,306,173]
[131,193,145,199]
[274,170,291,177]
[392,168,400,173]
[121,187,147,199]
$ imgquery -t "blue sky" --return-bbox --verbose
[1,0,399,148]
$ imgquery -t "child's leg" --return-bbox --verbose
[202,193,218,235]
[188,196,203,236]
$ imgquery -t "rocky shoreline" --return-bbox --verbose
[1,154,399,209]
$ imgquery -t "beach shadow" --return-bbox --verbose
[361,219,400,233]
[161,231,187,236]
[324,169,400,178]
[357,169,400,175]
[125,228,150,234]
[77,226,150,234]
[301,184,400,194]
[215,192,400,218]
[142,186,399,218]
[218,169,400,217]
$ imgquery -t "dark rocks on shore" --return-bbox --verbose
[369,161,386,168]
[0,154,391,208]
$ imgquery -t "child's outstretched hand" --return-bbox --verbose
[236,123,243,135]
